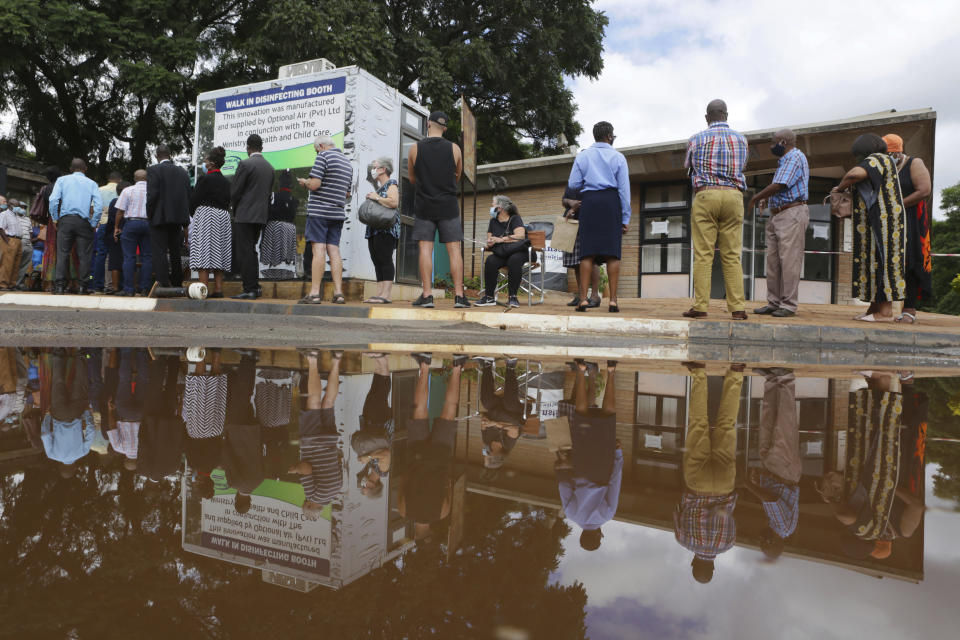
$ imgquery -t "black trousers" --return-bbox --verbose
[367,234,397,282]
[55,215,94,284]
[150,223,183,287]
[235,222,264,293]
[484,251,527,296]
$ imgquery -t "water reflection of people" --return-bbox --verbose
[818,372,925,560]
[741,368,801,561]
[290,350,343,518]
[109,348,151,470]
[184,349,226,499]
[138,354,185,482]
[478,357,522,472]
[223,352,264,514]
[351,353,394,498]
[675,362,743,584]
[556,360,622,552]
[40,350,96,477]
[399,353,463,543]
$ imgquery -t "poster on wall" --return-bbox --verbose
[212,76,347,175]
[200,471,333,577]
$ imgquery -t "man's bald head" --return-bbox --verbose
[774,128,797,146]
[133,169,147,182]
[70,158,87,173]
[706,99,728,124]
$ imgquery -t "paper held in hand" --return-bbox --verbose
[551,214,579,253]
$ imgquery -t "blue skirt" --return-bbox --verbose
[578,188,622,263]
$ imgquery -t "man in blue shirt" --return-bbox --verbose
[49,158,102,295]
[567,122,631,313]
[749,129,810,317]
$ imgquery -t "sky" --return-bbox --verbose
[569,0,960,218]
[551,463,960,640]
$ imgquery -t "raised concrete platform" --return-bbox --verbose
[2,292,958,359]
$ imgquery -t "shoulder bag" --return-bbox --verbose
[492,215,530,258]
[825,191,852,218]
[358,198,398,230]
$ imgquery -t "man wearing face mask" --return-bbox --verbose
[748,129,809,318]
[0,195,24,290]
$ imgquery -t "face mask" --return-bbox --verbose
[370,168,380,180]
[13,207,25,215]
[890,152,904,163]
[0,204,6,211]
[489,206,499,217]
[770,142,786,157]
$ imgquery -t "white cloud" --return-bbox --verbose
[572,0,960,217]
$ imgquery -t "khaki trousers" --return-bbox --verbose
[759,370,802,483]
[0,235,22,288]
[765,204,809,312]
[691,189,745,312]
[683,368,742,495]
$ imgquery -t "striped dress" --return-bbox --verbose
[182,374,227,439]
[189,170,232,271]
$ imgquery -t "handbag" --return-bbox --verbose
[551,213,579,253]
[28,188,47,224]
[358,199,398,229]
[491,215,530,258]
[825,191,852,218]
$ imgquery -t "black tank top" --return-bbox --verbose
[413,137,459,220]
[898,157,916,215]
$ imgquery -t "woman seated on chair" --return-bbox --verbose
[477,357,524,472]
[475,195,528,309]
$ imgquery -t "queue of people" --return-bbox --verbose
[1,102,933,323]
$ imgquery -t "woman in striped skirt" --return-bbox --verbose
[189,147,232,298]
[259,170,299,279]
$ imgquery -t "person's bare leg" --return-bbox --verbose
[322,351,342,409]
[213,270,223,294]
[573,265,583,300]
[602,362,617,414]
[198,269,209,286]
[875,301,894,319]
[326,244,343,296]
[578,258,594,305]
[413,360,430,419]
[418,241,433,297]
[574,362,588,413]
[591,263,601,303]
[606,259,620,307]
[310,242,326,297]
[306,354,323,410]
[440,363,462,420]
[210,348,221,375]
[446,241,464,297]
[381,280,393,301]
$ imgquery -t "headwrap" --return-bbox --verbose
[882,134,903,153]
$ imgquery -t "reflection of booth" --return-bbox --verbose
[193,60,430,283]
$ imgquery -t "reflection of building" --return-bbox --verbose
[470,109,936,306]
[454,361,926,582]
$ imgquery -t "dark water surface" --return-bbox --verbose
[2,347,960,639]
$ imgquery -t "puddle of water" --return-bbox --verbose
[1,347,959,639]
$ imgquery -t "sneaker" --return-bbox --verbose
[508,296,520,308]
[454,295,471,308]
[411,352,433,366]
[412,294,434,308]
[771,308,796,318]
[451,354,468,368]
[753,305,778,315]
[474,295,497,307]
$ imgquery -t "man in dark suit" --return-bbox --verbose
[230,134,274,299]
[146,144,191,291]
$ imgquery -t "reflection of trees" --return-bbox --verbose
[917,378,960,507]
[1,469,586,639]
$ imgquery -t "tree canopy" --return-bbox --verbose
[0,0,607,178]
[927,182,960,315]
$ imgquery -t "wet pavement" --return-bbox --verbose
[2,346,960,639]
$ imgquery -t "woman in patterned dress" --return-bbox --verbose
[189,147,232,298]
[832,134,907,323]
[259,170,299,279]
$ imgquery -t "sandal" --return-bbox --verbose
[608,301,620,313]
[332,293,346,304]
[297,294,322,305]
[575,301,589,313]
[895,312,916,324]
[857,314,895,323]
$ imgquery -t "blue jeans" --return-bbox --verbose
[120,219,153,293]
[92,226,108,290]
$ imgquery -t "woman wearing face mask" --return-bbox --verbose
[363,157,400,304]
[882,134,933,324]
[188,147,232,297]
[832,134,907,322]
[475,195,528,308]
[259,169,299,279]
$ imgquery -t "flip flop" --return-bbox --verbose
[297,294,322,305]
[857,314,894,323]
[895,312,916,324]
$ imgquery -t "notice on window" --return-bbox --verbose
[811,222,829,240]
[650,220,670,236]
[644,434,663,449]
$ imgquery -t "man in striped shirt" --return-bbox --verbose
[749,129,810,317]
[683,100,749,320]
[298,136,353,304]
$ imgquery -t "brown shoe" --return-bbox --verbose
[731,311,748,320]
[682,308,708,318]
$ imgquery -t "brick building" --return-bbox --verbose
[450,108,937,305]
